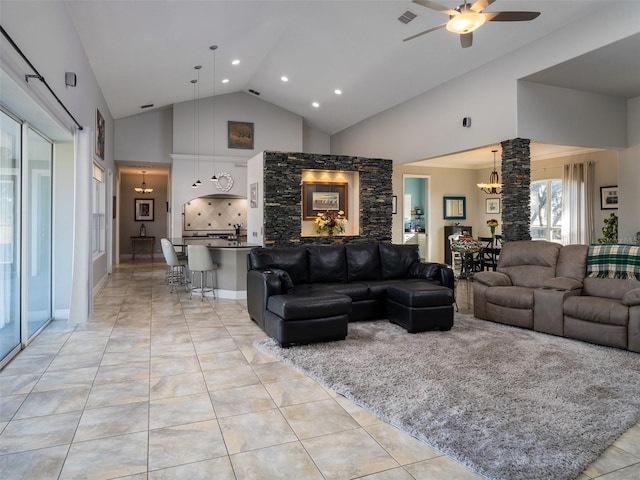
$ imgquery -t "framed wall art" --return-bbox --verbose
[134,198,154,221]
[302,182,348,220]
[95,108,105,160]
[392,195,398,214]
[486,198,500,214]
[600,186,618,210]
[228,121,254,149]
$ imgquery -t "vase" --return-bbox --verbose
[490,226,496,244]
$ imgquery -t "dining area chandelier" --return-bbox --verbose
[477,149,503,195]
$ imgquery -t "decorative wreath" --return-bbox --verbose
[213,172,234,192]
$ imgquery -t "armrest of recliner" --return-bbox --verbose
[473,271,512,287]
[543,276,583,292]
[247,270,283,327]
[623,288,640,307]
[409,261,454,290]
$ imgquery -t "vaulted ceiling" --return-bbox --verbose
[64,0,638,138]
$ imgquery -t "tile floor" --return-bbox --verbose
[0,261,639,479]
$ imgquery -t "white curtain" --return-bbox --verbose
[562,162,595,245]
[68,126,92,323]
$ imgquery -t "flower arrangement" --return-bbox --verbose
[487,218,499,237]
[315,210,345,235]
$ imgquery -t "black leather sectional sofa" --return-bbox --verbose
[247,243,455,346]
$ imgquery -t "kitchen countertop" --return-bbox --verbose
[170,238,259,249]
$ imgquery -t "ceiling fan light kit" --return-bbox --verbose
[406,0,540,48]
[446,12,485,34]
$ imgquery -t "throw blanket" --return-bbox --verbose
[587,244,640,280]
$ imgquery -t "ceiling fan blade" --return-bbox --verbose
[470,0,495,13]
[403,22,447,42]
[460,32,473,48]
[412,0,459,17]
[486,11,541,21]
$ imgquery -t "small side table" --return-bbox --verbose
[131,236,155,261]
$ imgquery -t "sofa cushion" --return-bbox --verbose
[379,244,420,279]
[267,292,352,321]
[249,247,309,285]
[321,282,370,302]
[556,244,589,281]
[622,288,640,307]
[564,296,629,326]
[307,245,347,284]
[346,244,381,281]
[583,277,640,301]
[498,240,561,288]
[486,286,535,310]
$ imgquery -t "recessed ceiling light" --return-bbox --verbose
[281,76,288,82]
[312,102,320,108]
[334,89,342,95]
[232,59,240,65]
[222,78,229,84]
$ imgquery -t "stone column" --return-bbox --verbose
[500,138,531,242]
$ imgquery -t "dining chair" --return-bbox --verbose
[187,245,218,301]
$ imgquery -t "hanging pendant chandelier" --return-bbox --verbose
[477,149,503,195]
[134,171,153,195]
[210,45,218,182]
[193,65,202,188]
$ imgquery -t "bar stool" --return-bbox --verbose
[160,238,189,293]
[187,245,218,301]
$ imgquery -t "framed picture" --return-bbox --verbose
[228,121,254,149]
[486,198,500,214]
[134,198,154,221]
[95,108,105,160]
[250,182,258,208]
[392,195,398,215]
[600,186,618,210]
[302,182,348,220]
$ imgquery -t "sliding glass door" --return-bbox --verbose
[0,109,53,366]
[0,110,21,361]
[25,128,52,337]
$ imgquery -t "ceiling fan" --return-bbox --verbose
[404,0,540,48]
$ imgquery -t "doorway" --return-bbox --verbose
[402,174,430,260]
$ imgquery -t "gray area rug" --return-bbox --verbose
[255,313,640,480]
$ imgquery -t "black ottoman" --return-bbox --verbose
[386,284,454,333]
[264,292,352,347]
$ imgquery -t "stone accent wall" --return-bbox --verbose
[501,138,531,242]
[263,151,393,246]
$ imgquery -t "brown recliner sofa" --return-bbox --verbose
[473,241,640,353]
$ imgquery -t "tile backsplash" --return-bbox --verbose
[183,197,247,233]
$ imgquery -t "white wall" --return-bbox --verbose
[618,96,640,244]
[246,152,265,245]
[331,4,640,163]
[173,91,303,157]
[517,82,627,149]
[2,1,116,319]
[303,123,330,154]
[115,108,173,164]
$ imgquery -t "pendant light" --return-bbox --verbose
[134,171,153,195]
[193,65,202,187]
[477,149,503,195]
[190,77,198,189]
[210,45,218,181]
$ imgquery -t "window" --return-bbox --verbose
[92,163,105,254]
[530,179,562,241]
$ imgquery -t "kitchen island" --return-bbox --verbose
[171,238,260,299]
